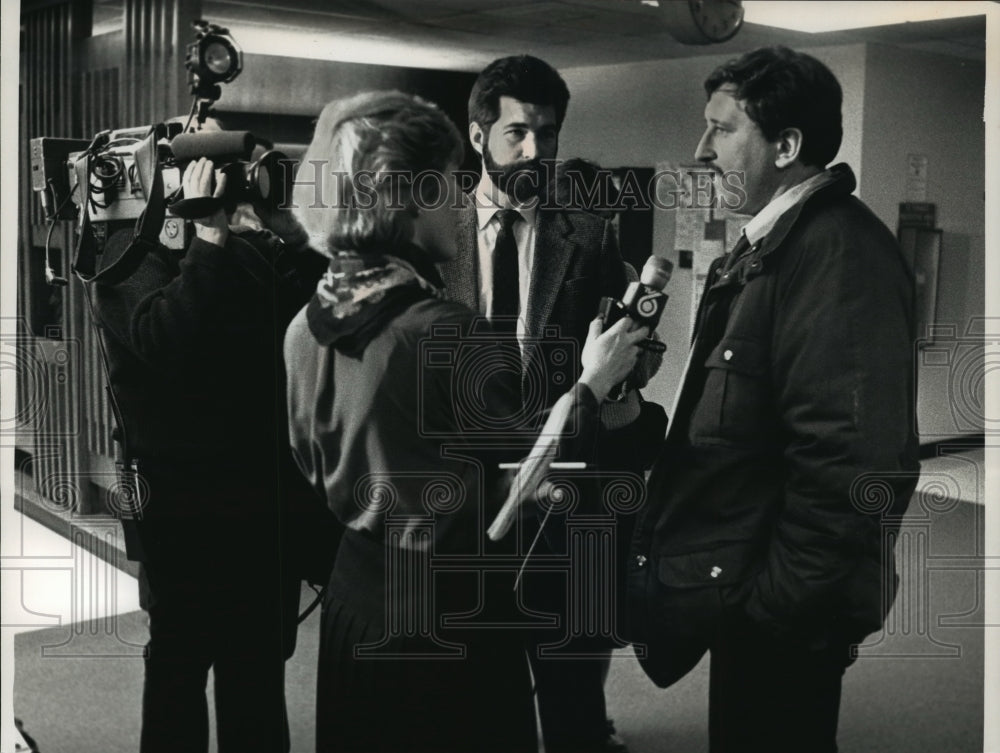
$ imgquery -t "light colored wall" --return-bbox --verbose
[858,44,986,439]
[560,44,866,176]
[560,43,985,442]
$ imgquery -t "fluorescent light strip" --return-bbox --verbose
[742,1,988,33]
[226,24,484,70]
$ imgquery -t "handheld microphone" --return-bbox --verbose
[599,255,672,337]
[598,255,672,398]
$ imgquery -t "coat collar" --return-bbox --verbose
[754,163,857,260]
[709,164,858,291]
[519,208,577,389]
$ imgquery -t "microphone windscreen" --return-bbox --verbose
[169,131,255,162]
[639,255,673,291]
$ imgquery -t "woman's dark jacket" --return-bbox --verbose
[284,255,602,557]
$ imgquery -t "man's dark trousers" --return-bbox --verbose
[138,520,297,753]
[707,608,855,753]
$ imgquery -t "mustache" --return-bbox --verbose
[489,158,544,183]
[483,152,546,201]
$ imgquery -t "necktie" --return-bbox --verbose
[491,209,521,336]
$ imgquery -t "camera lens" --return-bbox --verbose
[249,150,288,210]
[257,165,271,199]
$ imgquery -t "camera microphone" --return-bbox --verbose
[169,130,254,162]
[167,130,291,217]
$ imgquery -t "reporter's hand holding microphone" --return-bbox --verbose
[598,255,672,399]
[579,316,651,402]
[578,255,673,403]
[486,315,650,542]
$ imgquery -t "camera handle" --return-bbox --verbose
[166,193,223,220]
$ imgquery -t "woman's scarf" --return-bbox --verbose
[306,247,444,358]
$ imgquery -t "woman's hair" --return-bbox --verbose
[292,91,464,257]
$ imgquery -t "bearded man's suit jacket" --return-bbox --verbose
[439,193,641,606]
[439,192,665,750]
[440,196,630,404]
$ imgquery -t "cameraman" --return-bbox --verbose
[91,155,335,753]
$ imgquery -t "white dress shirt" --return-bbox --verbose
[473,187,537,343]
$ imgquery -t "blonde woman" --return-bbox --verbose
[284,91,646,752]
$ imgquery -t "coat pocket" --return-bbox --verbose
[635,583,718,688]
[656,539,762,589]
[631,540,762,689]
[689,336,771,445]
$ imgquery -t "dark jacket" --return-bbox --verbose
[441,196,665,653]
[441,197,665,482]
[284,261,602,556]
[93,228,336,576]
[440,199,630,406]
[289,254,557,753]
[629,165,920,685]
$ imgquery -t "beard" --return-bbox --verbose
[482,141,545,204]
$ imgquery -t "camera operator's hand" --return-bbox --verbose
[579,316,650,402]
[182,158,229,247]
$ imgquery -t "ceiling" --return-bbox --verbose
[84,0,988,70]
[191,0,988,71]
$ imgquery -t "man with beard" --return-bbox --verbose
[439,55,637,753]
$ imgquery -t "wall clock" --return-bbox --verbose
[662,0,744,45]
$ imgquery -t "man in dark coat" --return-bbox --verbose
[627,47,920,753]
[440,55,640,753]
[89,156,334,753]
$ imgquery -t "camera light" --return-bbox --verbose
[202,41,236,78]
[186,20,243,101]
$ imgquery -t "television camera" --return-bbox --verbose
[27,20,296,527]
[29,21,292,285]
